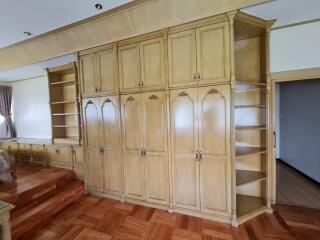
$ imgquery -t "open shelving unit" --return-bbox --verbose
[231,12,273,225]
[47,62,81,145]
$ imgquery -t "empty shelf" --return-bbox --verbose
[50,80,76,86]
[235,105,266,109]
[51,100,77,105]
[236,146,267,157]
[53,125,78,128]
[236,170,266,187]
[237,195,266,218]
[52,113,78,116]
[235,125,266,131]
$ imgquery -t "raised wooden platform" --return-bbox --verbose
[0,163,85,240]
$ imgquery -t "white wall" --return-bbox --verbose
[270,21,320,73]
[12,76,51,139]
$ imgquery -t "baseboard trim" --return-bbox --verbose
[277,158,320,187]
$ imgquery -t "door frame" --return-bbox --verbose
[270,67,320,203]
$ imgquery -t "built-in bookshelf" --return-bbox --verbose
[47,62,80,145]
[232,13,272,224]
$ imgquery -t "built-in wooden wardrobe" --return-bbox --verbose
[79,11,273,226]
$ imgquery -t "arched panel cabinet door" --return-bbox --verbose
[82,98,104,192]
[170,88,200,210]
[197,85,231,216]
[121,94,145,200]
[99,96,122,196]
[141,91,169,205]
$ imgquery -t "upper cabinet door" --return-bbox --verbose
[141,91,168,205]
[100,96,122,196]
[140,37,166,91]
[168,30,197,88]
[121,94,145,200]
[80,53,97,96]
[118,43,141,93]
[170,88,200,210]
[197,85,230,215]
[83,98,100,148]
[97,48,117,94]
[196,22,230,85]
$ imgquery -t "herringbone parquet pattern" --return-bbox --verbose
[26,195,320,240]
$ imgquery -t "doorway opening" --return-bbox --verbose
[275,79,320,208]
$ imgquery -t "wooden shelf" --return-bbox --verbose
[235,125,267,131]
[53,125,78,128]
[235,81,267,86]
[235,105,266,109]
[52,113,78,116]
[237,194,266,218]
[236,170,266,187]
[51,100,77,105]
[50,80,76,86]
[236,146,267,157]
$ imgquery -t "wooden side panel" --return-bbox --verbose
[118,43,140,92]
[140,37,166,91]
[196,22,230,85]
[121,94,145,200]
[97,49,117,93]
[170,88,200,210]
[198,85,231,216]
[100,95,122,196]
[80,54,96,96]
[168,30,197,88]
[142,91,168,204]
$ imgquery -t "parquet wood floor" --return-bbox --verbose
[25,194,319,240]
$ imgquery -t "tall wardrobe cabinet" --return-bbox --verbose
[82,96,123,198]
[170,85,231,216]
[121,91,169,205]
[79,10,273,226]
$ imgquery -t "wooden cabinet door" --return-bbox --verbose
[198,85,230,215]
[100,95,122,196]
[170,88,200,210]
[168,30,197,88]
[97,49,117,94]
[140,37,165,91]
[118,43,141,93]
[141,91,168,204]
[83,98,103,192]
[80,53,97,96]
[121,94,145,200]
[196,22,230,85]
[86,147,104,192]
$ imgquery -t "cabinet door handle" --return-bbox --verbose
[138,82,141,87]
[197,73,201,80]
[141,81,144,87]
[193,74,197,81]
[101,148,104,154]
[99,148,102,154]
[143,149,146,156]
[199,151,203,162]
[141,149,144,156]
[95,87,98,92]
[195,151,199,161]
